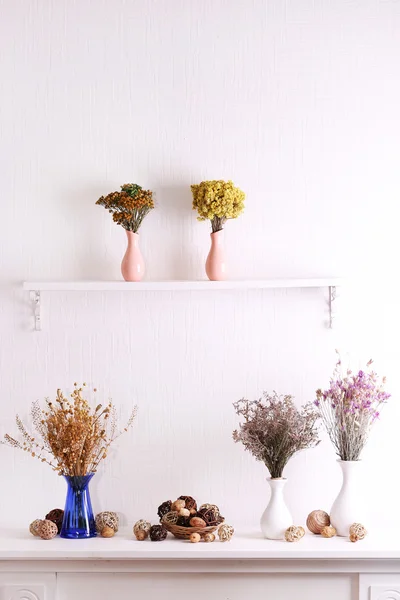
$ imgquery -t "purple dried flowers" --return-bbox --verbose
[233,392,320,479]
[315,353,390,461]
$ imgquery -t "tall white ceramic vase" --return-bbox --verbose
[330,460,365,537]
[260,478,293,540]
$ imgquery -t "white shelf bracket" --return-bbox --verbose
[328,285,336,329]
[30,290,41,331]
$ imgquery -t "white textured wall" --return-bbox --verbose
[0,0,400,530]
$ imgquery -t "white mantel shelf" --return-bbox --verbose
[0,528,397,562]
[22,279,342,330]
[1,529,399,600]
[22,278,343,292]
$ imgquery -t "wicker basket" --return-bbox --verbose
[161,516,224,540]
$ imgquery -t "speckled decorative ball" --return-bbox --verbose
[38,519,58,540]
[190,532,201,543]
[203,533,215,543]
[29,519,43,537]
[218,524,234,542]
[95,511,119,534]
[45,509,64,534]
[101,526,115,538]
[133,520,152,541]
[157,500,172,520]
[321,525,337,538]
[306,510,330,534]
[150,524,168,542]
[284,526,305,543]
[349,523,367,541]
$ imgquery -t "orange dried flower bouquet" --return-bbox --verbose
[96,183,154,233]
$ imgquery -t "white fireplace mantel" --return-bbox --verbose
[0,529,399,600]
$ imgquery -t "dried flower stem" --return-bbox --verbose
[2,384,137,476]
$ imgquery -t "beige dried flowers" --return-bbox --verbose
[2,384,137,476]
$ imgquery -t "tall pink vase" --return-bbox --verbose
[205,230,226,281]
[121,231,145,282]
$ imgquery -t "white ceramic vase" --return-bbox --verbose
[260,478,293,540]
[330,460,365,537]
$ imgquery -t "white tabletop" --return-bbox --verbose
[0,528,398,561]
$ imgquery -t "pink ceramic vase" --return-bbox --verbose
[121,231,145,282]
[205,230,226,281]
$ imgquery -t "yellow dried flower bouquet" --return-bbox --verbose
[191,180,245,281]
[191,180,245,234]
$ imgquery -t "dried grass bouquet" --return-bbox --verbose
[2,384,137,476]
[315,353,390,461]
[233,392,320,479]
[191,180,245,233]
[96,183,154,233]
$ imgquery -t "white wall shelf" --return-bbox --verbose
[22,279,342,331]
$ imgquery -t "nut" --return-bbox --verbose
[203,533,215,543]
[101,526,115,538]
[190,532,201,543]
[321,525,337,538]
[171,499,186,512]
[189,517,207,528]
[179,508,190,518]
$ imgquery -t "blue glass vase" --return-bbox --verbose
[60,473,97,539]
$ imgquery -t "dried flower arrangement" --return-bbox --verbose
[233,392,320,479]
[191,180,245,233]
[315,353,390,461]
[2,383,137,476]
[96,183,154,233]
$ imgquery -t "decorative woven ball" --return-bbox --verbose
[163,511,179,526]
[95,511,119,534]
[218,524,234,542]
[190,532,201,543]
[189,517,206,528]
[150,525,168,542]
[199,503,221,517]
[133,520,152,541]
[179,496,197,514]
[38,519,58,540]
[45,509,64,534]
[197,507,222,526]
[157,500,172,520]
[203,533,216,543]
[29,519,43,537]
[101,526,115,538]
[349,523,367,541]
[306,510,331,534]
[284,526,305,543]
[176,515,190,526]
[321,525,337,538]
